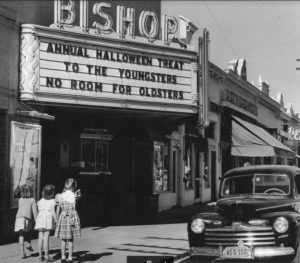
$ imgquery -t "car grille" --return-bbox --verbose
[204,223,275,247]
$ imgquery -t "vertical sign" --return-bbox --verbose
[198,29,210,127]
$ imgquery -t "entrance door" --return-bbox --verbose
[211,151,217,201]
[172,141,181,205]
[194,149,201,202]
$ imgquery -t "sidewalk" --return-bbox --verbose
[0,203,213,263]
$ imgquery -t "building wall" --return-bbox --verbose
[204,76,223,202]
[0,6,19,243]
[257,100,281,129]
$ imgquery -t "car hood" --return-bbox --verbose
[216,195,295,220]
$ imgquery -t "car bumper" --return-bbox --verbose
[190,246,295,259]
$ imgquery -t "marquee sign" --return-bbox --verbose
[20,24,198,114]
[51,0,197,47]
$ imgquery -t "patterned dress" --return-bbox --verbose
[55,194,81,239]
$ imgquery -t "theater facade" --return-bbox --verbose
[0,0,209,241]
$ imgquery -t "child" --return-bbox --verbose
[55,178,81,263]
[14,184,38,259]
[35,184,57,262]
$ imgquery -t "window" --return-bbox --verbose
[80,129,113,175]
[153,140,170,192]
[295,174,300,194]
[221,173,290,197]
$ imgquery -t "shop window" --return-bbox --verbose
[153,140,170,192]
[80,129,113,175]
[288,158,295,166]
[255,157,261,165]
[184,142,193,190]
[205,122,215,139]
[276,157,283,165]
[264,157,272,164]
[204,151,210,188]
[10,122,41,207]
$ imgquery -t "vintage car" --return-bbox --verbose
[188,165,300,262]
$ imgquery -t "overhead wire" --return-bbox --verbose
[256,2,296,56]
[203,0,238,58]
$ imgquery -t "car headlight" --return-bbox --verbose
[273,217,289,233]
[191,218,205,233]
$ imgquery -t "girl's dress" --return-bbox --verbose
[35,198,56,231]
[14,198,37,232]
[55,191,81,239]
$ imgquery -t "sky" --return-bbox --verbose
[162,1,300,113]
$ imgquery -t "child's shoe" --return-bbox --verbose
[26,244,34,251]
[20,253,27,259]
[44,256,52,262]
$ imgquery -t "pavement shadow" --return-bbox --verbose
[123,243,187,252]
[144,236,188,242]
[107,247,175,255]
[47,249,112,262]
[74,250,113,262]
[29,252,39,257]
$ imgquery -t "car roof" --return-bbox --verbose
[223,165,300,179]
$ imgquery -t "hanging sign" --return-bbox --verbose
[288,126,300,140]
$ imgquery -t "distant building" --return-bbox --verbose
[202,59,295,201]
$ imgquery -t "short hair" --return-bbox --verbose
[20,184,33,198]
[64,178,77,192]
[42,184,55,200]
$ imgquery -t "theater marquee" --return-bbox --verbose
[20,24,198,114]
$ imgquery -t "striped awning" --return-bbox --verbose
[231,116,295,158]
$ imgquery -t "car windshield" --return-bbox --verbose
[221,173,290,197]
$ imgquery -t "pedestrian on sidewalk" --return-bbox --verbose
[55,178,81,263]
[14,184,38,259]
[35,184,57,262]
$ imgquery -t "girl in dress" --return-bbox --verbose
[35,184,57,262]
[55,178,81,263]
[14,184,38,259]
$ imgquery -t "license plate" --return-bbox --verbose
[222,246,252,259]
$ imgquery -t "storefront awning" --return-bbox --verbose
[232,116,295,158]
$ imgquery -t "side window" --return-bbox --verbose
[294,174,300,195]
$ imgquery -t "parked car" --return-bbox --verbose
[188,165,300,262]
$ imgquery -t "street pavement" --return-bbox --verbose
[0,203,213,263]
